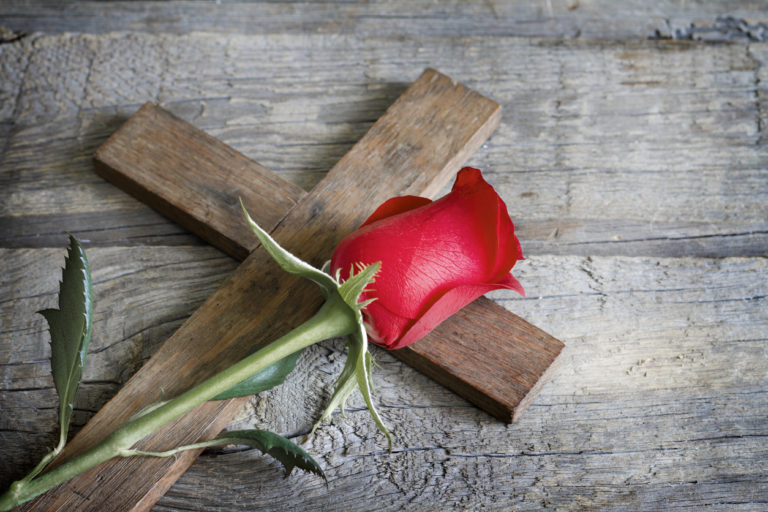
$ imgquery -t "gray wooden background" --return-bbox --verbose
[1,1,767,510]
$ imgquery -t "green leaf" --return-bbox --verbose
[211,349,303,401]
[120,430,324,480]
[39,235,93,446]
[212,430,325,479]
[240,200,337,298]
[350,320,392,450]
[311,340,360,434]
[311,317,391,450]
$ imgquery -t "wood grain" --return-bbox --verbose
[94,102,306,261]
[2,0,766,41]
[5,250,765,510]
[154,255,768,511]
[1,22,767,511]
[2,34,765,258]
[0,246,238,492]
[21,68,511,511]
[393,297,563,423]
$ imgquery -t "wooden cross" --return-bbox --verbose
[24,69,564,511]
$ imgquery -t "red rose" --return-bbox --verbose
[330,167,524,350]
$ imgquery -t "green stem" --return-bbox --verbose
[17,419,69,485]
[118,439,225,459]
[0,295,356,511]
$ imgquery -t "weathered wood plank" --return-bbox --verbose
[1,0,766,41]
[18,68,506,511]
[153,255,768,510]
[0,246,237,491]
[93,102,306,261]
[393,298,564,423]
[1,29,767,510]
[0,209,202,249]
[5,252,766,509]
[1,35,765,257]
[93,100,562,424]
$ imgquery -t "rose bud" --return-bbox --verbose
[330,167,524,350]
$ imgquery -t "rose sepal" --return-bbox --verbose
[240,199,338,298]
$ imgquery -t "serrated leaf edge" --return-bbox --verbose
[39,235,93,448]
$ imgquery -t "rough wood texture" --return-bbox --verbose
[394,297,564,423]
[94,100,562,425]
[2,9,767,510]
[1,34,765,258]
[1,0,767,41]
[157,255,768,511]
[19,68,510,511]
[94,102,306,261]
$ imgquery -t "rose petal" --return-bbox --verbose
[388,278,521,350]
[361,196,433,228]
[331,167,525,350]
[451,166,483,191]
[361,300,411,349]
[333,203,491,319]
[450,169,500,275]
[333,169,517,320]
[491,194,522,280]
[497,273,525,298]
